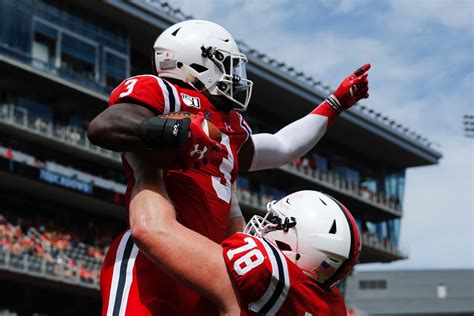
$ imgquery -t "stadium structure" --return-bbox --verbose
[0,0,442,315]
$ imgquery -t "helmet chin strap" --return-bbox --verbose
[206,93,234,113]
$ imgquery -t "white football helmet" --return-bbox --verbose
[153,20,253,111]
[245,190,361,289]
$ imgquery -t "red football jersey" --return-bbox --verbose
[222,233,347,316]
[109,74,251,243]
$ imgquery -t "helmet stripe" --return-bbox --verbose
[320,193,360,288]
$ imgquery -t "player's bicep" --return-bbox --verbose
[87,103,156,151]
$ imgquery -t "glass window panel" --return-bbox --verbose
[237,176,250,190]
[0,2,32,53]
[61,34,96,81]
[105,52,127,88]
[34,20,58,39]
[61,33,96,64]
[315,153,328,172]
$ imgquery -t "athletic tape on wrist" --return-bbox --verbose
[325,95,342,114]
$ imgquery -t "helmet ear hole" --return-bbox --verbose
[171,27,181,36]
[329,219,337,234]
[189,63,208,73]
[275,240,292,252]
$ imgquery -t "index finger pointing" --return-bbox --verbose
[354,64,371,76]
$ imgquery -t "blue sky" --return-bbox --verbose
[166,0,474,270]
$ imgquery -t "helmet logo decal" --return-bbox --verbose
[313,260,337,281]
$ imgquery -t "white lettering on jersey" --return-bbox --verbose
[226,237,264,276]
[119,79,138,98]
[211,133,233,203]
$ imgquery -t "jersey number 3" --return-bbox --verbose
[119,79,138,98]
[211,133,233,203]
[226,237,264,276]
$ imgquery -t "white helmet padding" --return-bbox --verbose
[245,190,361,289]
[153,20,253,111]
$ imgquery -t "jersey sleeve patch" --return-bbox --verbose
[222,233,290,315]
[109,75,181,114]
[237,113,252,143]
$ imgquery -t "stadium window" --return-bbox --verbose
[32,20,58,67]
[359,280,387,290]
[104,50,127,89]
[60,33,97,81]
[315,153,328,172]
[437,283,447,299]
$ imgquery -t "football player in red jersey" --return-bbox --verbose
[87,19,369,315]
[124,153,361,316]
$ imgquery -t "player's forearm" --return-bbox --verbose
[127,165,240,314]
[130,197,241,315]
[226,184,245,236]
[248,113,328,171]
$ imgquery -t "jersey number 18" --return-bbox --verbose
[226,237,264,276]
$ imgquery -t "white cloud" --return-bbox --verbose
[387,0,474,32]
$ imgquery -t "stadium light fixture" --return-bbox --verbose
[463,114,474,138]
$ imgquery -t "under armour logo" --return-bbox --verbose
[224,122,233,132]
[189,144,208,160]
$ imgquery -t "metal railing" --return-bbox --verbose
[279,163,402,215]
[362,233,406,258]
[0,248,99,290]
[0,103,121,163]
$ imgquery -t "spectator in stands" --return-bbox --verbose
[3,145,13,160]
[0,212,113,284]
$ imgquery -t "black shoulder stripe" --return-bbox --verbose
[259,238,286,314]
[161,79,176,113]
